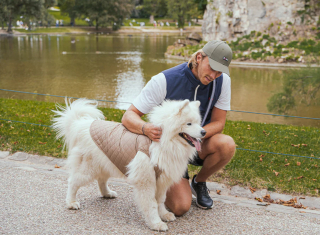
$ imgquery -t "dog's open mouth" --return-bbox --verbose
[179,133,201,151]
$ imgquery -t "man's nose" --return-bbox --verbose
[210,70,222,79]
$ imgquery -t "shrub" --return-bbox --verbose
[262,34,269,39]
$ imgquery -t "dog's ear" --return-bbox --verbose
[178,99,190,114]
[193,101,200,108]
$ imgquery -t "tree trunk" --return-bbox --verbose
[1,21,4,30]
[149,15,154,24]
[27,19,31,31]
[70,17,75,26]
[96,18,99,30]
[7,17,12,33]
[178,15,184,28]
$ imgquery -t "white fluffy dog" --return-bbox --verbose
[52,98,205,231]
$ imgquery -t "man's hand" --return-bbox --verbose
[143,123,162,142]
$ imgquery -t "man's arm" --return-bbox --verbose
[202,107,227,139]
[121,104,162,142]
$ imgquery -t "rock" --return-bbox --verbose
[186,32,202,42]
[262,39,268,46]
[202,0,311,41]
[0,151,10,159]
[9,152,29,161]
[278,58,285,63]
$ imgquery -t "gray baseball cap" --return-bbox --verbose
[202,40,233,76]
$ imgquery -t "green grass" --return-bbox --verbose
[14,27,90,34]
[0,98,319,196]
[48,10,88,26]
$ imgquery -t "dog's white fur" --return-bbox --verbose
[52,98,204,231]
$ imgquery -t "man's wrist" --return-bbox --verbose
[142,123,148,135]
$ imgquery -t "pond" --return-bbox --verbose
[0,33,319,127]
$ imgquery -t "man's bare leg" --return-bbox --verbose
[165,178,192,216]
[196,134,236,182]
[165,133,236,215]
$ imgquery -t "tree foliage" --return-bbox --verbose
[58,0,134,29]
[0,0,56,32]
[166,0,200,28]
[267,67,320,115]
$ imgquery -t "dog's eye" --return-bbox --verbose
[187,123,192,126]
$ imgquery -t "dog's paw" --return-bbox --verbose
[160,212,176,222]
[103,190,117,198]
[67,201,80,210]
[149,221,168,231]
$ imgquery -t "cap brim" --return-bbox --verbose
[208,58,230,76]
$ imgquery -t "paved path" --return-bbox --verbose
[1,152,320,234]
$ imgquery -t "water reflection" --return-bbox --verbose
[0,34,319,127]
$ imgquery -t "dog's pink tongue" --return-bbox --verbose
[193,139,201,151]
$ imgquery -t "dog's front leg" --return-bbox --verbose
[156,177,176,222]
[127,151,168,231]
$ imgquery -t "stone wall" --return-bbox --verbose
[202,0,315,41]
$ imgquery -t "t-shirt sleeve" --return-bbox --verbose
[214,73,231,111]
[132,73,167,114]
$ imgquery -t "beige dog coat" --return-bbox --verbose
[90,120,161,178]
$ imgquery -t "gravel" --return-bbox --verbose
[1,157,320,234]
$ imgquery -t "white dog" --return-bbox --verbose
[52,98,205,231]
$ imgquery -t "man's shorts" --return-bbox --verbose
[183,153,204,180]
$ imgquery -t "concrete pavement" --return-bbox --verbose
[1,151,320,234]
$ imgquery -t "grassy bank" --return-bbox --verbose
[0,98,319,196]
[167,27,320,64]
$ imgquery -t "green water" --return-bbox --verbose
[0,33,319,127]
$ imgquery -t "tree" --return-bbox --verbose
[166,0,200,28]
[0,2,10,30]
[142,0,167,23]
[267,67,320,115]
[58,0,79,26]
[0,0,54,32]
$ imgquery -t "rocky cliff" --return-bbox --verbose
[202,0,319,41]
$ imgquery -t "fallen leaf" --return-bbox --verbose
[299,211,306,213]
[302,144,307,147]
[255,197,263,202]
[284,163,290,167]
[299,197,305,199]
[297,162,301,166]
[38,141,47,145]
[312,179,317,181]
[57,145,62,148]
[250,187,256,193]
[294,176,304,180]
[54,164,60,168]
[260,158,263,162]
[216,190,221,195]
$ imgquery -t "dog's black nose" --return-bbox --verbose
[201,130,206,137]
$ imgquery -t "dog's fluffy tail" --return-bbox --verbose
[52,98,104,149]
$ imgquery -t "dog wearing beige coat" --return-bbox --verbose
[52,98,205,231]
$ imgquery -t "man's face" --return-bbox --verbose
[197,56,222,85]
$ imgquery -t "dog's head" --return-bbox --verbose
[148,99,205,151]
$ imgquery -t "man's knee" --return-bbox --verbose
[168,199,191,216]
[210,134,236,160]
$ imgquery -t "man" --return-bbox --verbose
[122,40,236,216]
